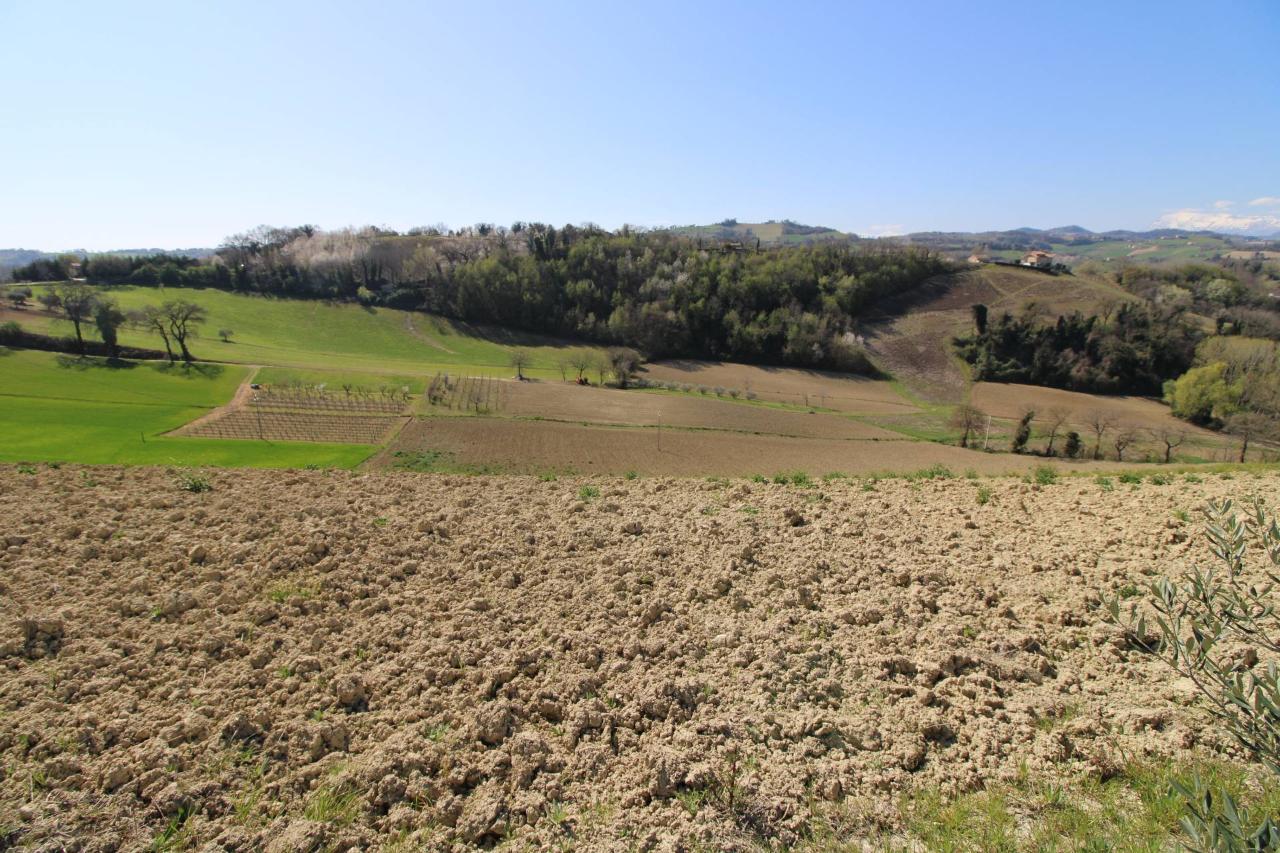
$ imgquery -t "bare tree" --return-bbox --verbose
[218,328,234,343]
[555,357,569,382]
[161,301,207,362]
[569,351,592,382]
[593,353,609,386]
[1043,407,1071,456]
[1156,426,1187,464]
[131,306,175,362]
[508,349,531,380]
[1086,409,1119,460]
[1112,427,1138,462]
[948,404,985,449]
[1225,412,1272,463]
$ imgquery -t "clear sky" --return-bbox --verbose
[2,0,1278,250]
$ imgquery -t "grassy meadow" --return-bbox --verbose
[9,284,605,378]
[0,348,373,468]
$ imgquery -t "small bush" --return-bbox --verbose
[1096,475,1114,491]
[176,472,212,493]
[1148,472,1173,485]
[578,485,600,501]
[1063,430,1083,458]
[1119,472,1142,485]
[909,464,954,481]
[1033,465,1058,486]
[976,486,992,505]
[623,470,639,480]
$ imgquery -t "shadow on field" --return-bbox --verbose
[52,354,227,380]
[56,354,139,371]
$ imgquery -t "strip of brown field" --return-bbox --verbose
[379,416,1129,476]
[499,380,900,439]
[2,466,1271,849]
[640,360,919,414]
[972,382,1220,436]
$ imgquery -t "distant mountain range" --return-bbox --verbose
[3,222,1278,279]
[659,221,1280,264]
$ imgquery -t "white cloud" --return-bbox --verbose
[864,223,906,237]
[1154,207,1280,235]
[1249,196,1280,207]
[1213,199,1234,209]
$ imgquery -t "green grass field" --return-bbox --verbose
[11,285,604,378]
[0,285,607,470]
[0,348,373,468]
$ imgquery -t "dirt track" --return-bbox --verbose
[2,465,1271,850]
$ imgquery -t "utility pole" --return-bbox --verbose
[982,415,992,451]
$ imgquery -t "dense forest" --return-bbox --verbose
[954,303,1202,395]
[11,225,954,372]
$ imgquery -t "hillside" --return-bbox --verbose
[860,264,1135,402]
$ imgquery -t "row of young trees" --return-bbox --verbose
[14,225,955,373]
[949,403,1200,461]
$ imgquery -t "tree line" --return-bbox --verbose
[12,225,955,373]
[11,283,207,362]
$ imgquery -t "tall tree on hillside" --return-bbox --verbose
[1225,412,1271,463]
[948,404,985,449]
[971,303,988,336]
[1011,407,1036,453]
[131,305,176,362]
[608,347,642,388]
[1042,407,1071,456]
[1156,426,1187,464]
[93,297,126,360]
[51,283,99,354]
[569,351,592,382]
[1113,427,1138,462]
[160,300,206,362]
[1086,409,1119,460]
[508,349,531,380]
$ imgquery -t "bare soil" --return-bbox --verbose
[380,417,1126,477]
[971,382,1218,436]
[639,362,918,415]
[498,381,900,440]
[1,465,1268,850]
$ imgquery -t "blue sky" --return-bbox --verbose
[2,0,1278,249]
